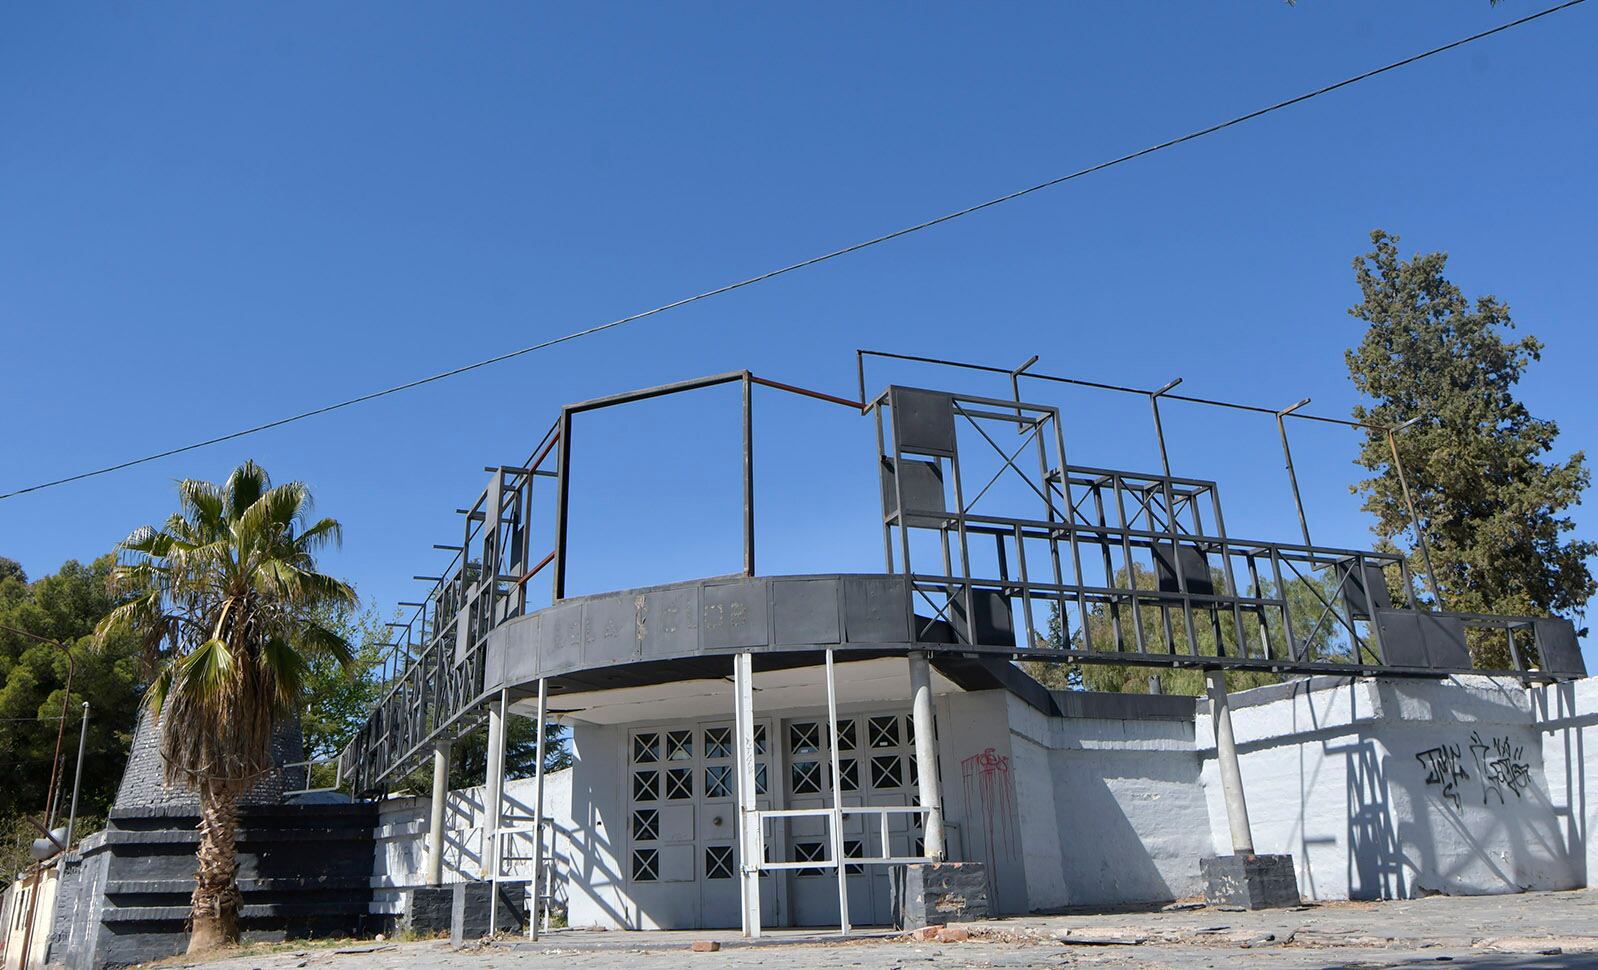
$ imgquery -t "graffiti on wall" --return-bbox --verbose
[961,747,1017,860]
[1415,733,1533,810]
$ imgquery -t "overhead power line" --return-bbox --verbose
[1,0,1585,502]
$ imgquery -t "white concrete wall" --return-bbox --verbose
[1199,676,1581,901]
[1533,677,1597,888]
[561,723,631,929]
[1007,694,1212,909]
[371,769,575,916]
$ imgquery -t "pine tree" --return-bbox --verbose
[1345,230,1596,666]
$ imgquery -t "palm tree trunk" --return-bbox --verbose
[189,783,243,952]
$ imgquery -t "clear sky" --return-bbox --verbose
[2,3,1594,661]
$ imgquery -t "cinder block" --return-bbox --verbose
[450,881,524,943]
[402,887,453,936]
[1200,854,1300,910]
[892,862,990,929]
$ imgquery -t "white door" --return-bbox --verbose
[783,710,924,927]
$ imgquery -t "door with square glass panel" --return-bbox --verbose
[782,710,924,927]
[626,721,777,929]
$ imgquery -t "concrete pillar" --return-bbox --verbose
[425,741,452,886]
[908,652,945,860]
[483,692,507,879]
[529,679,548,940]
[1206,670,1255,855]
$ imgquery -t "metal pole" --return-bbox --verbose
[528,679,549,940]
[1275,400,1313,547]
[823,651,851,935]
[425,741,451,886]
[552,410,574,600]
[1148,378,1182,477]
[743,372,755,578]
[1206,670,1254,855]
[1387,427,1443,608]
[908,653,945,860]
[62,702,89,855]
[484,689,507,911]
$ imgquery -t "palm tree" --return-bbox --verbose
[95,461,356,952]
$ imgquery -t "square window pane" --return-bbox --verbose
[632,733,660,764]
[868,715,899,749]
[839,759,859,793]
[705,845,735,879]
[704,727,732,760]
[666,730,694,762]
[632,847,658,881]
[789,722,820,755]
[705,765,732,799]
[795,840,826,878]
[844,839,864,875]
[792,761,822,795]
[870,755,902,789]
[834,720,856,751]
[632,770,659,802]
[665,767,694,800]
[632,808,658,841]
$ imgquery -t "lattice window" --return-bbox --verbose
[844,838,865,875]
[754,724,768,755]
[632,847,658,881]
[868,715,899,749]
[834,719,856,751]
[666,730,694,762]
[705,764,732,799]
[755,763,769,796]
[632,732,660,764]
[789,722,820,755]
[792,760,822,795]
[871,755,902,789]
[838,758,859,792]
[665,767,694,800]
[705,845,735,879]
[794,840,827,877]
[632,770,659,802]
[704,726,732,759]
[632,808,659,840]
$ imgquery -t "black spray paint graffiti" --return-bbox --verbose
[1415,733,1533,809]
[1415,743,1470,811]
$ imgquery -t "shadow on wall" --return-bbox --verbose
[569,776,630,928]
[1534,681,1592,889]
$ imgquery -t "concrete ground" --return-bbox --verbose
[180,891,1598,970]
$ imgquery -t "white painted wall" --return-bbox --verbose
[371,769,575,916]
[1533,677,1597,888]
[1199,676,1581,901]
[1006,693,1212,909]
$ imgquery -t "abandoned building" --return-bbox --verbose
[7,351,1598,967]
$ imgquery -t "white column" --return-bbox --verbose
[733,652,762,938]
[528,679,549,940]
[823,650,851,935]
[1206,670,1255,855]
[483,690,508,879]
[908,652,945,859]
[425,741,452,886]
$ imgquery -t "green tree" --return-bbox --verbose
[1022,564,1345,695]
[94,461,356,952]
[297,602,391,791]
[0,555,142,887]
[1346,230,1597,666]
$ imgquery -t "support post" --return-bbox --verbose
[529,678,549,940]
[1206,670,1254,855]
[1275,400,1313,547]
[908,653,945,859]
[1387,428,1443,608]
[426,741,452,886]
[823,650,851,935]
[486,688,508,934]
[732,652,761,938]
[63,702,89,854]
[743,371,755,578]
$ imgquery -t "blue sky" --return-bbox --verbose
[2,3,1595,659]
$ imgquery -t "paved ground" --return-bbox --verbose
[179,891,1598,970]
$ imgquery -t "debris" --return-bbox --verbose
[935,927,969,943]
[1160,901,1205,912]
[909,926,940,942]
[690,940,721,952]
[1053,928,1149,946]
[332,944,394,955]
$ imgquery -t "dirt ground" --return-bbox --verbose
[169,890,1598,970]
